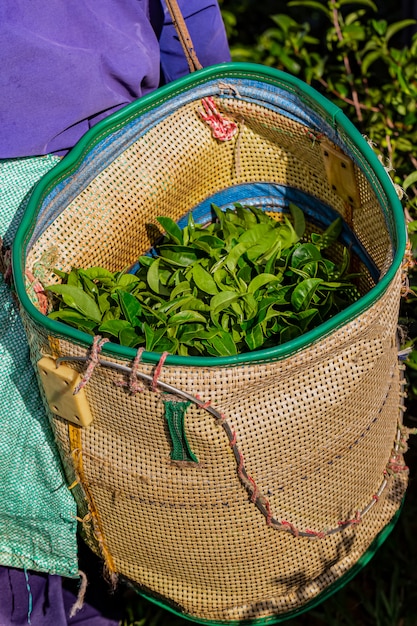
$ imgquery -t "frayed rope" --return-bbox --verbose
[69,570,88,618]
[114,347,145,394]
[152,351,169,392]
[73,336,109,394]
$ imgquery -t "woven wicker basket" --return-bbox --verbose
[13,61,409,624]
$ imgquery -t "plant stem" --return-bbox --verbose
[330,0,363,121]
[317,77,379,113]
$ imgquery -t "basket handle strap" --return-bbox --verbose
[164,0,203,72]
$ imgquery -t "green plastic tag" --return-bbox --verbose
[163,398,198,463]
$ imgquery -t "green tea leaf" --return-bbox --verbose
[291,278,322,311]
[147,258,160,294]
[204,331,238,356]
[117,290,142,325]
[223,242,249,272]
[137,255,154,268]
[158,294,194,315]
[241,293,258,320]
[269,285,293,305]
[157,216,183,244]
[311,218,343,249]
[245,323,265,351]
[277,219,300,248]
[178,323,207,342]
[289,203,306,238]
[48,309,98,334]
[237,264,253,285]
[211,203,225,226]
[143,324,168,351]
[158,245,203,267]
[192,264,219,295]
[99,319,132,338]
[102,306,120,322]
[192,233,225,249]
[210,291,240,316]
[280,324,302,343]
[300,260,320,278]
[285,308,319,331]
[239,223,272,246]
[78,270,100,296]
[290,243,322,268]
[51,268,67,280]
[248,273,281,293]
[47,202,362,356]
[98,292,111,314]
[153,335,178,353]
[47,284,102,322]
[167,310,207,325]
[116,273,141,289]
[83,266,116,284]
[67,268,81,287]
[158,267,172,287]
[119,326,144,348]
[230,299,244,321]
[170,280,192,299]
[184,297,210,312]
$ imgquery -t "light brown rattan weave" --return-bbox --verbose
[19,73,408,623]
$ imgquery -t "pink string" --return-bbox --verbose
[386,453,409,474]
[73,337,109,395]
[128,347,145,394]
[151,351,169,392]
[198,97,238,141]
[264,500,273,527]
[114,347,145,394]
[281,520,299,537]
[248,475,259,503]
[25,270,49,314]
[305,529,326,539]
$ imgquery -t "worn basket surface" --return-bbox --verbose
[13,63,408,624]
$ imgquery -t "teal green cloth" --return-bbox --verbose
[0,156,78,577]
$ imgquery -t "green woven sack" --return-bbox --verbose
[0,155,78,577]
[13,60,409,624]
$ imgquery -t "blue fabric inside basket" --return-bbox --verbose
[130,183,379,282]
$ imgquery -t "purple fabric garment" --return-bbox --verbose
[0,568,121,625]
[0,0,230,158]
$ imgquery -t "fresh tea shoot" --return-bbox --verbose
[45,203,362,357]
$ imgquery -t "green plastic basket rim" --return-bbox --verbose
[130,502,403,625]
[12,62,407,367]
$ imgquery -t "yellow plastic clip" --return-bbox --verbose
[37,356,93,427]
[320,141,361,208]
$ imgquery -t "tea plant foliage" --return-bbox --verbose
[220,0,417,403]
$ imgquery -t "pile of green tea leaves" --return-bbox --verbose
[46,203,361,357]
